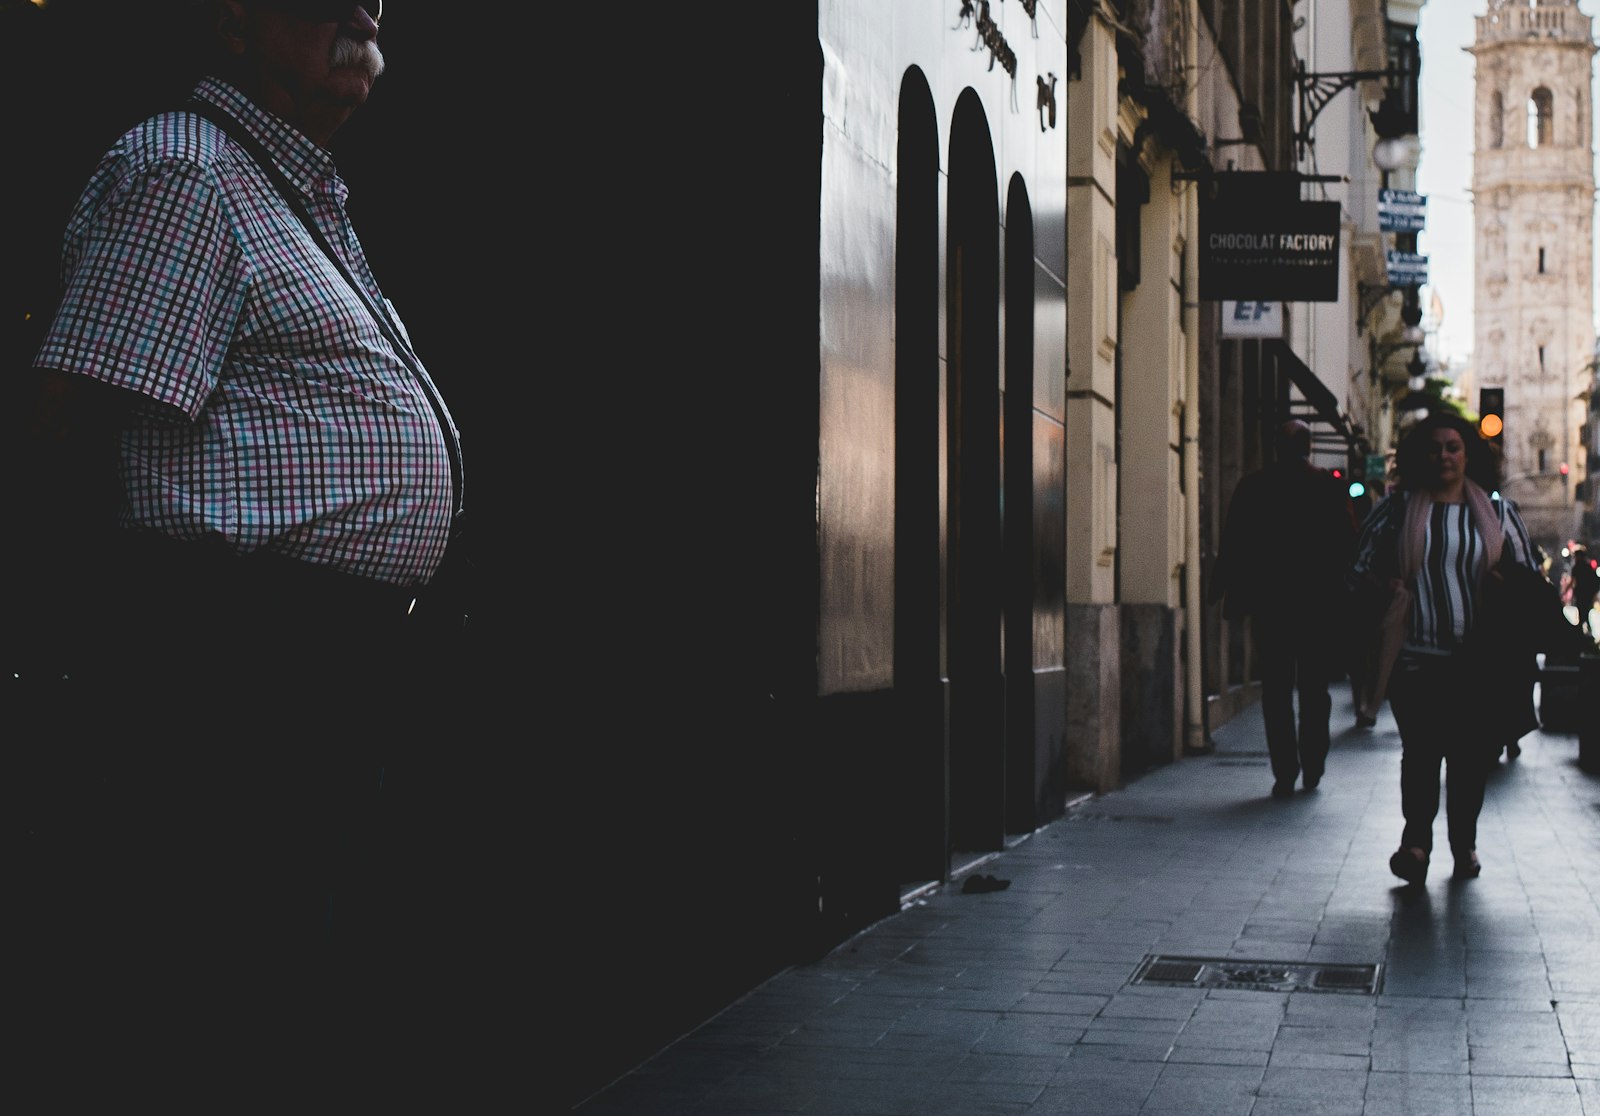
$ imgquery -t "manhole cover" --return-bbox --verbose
[1131,955,1382,995]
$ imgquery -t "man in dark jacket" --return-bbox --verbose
[1210,420,1360,797]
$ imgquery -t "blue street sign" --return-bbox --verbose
[1378,188,1427,233]
[1386,249,1428,286]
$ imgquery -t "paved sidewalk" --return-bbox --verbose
[574,684,1600,1115]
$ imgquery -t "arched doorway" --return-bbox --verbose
[1002,174,1038,832]
[946,90,1005,857]
[893,68,948,886]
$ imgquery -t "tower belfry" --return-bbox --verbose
[1470,0,1596,546]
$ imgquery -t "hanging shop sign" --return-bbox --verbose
[1377,188,1426,233]
[1220,300,1284,338]
[1200,198,1342,302]
[1385,250,1429,286]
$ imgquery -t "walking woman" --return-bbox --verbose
[1350,411,1536,885]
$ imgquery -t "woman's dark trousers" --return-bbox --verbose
[1388,653,1493,857]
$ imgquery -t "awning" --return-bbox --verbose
[1268,339,1356,451]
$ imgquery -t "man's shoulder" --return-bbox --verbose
[75,111,245,222]
[115,109,236,173]
[1264,458,1338,495]
[1231,468,1269,497]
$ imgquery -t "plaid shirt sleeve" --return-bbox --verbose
[39,154,247,421]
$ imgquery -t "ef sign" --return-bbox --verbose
[1221,301,1283,338]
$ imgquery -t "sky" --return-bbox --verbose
[1415,1,1600,366]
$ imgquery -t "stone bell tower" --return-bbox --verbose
[1470,0,1596,547]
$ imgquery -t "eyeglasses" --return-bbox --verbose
[256,2,382,24]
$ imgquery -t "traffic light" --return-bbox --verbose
[1347,457,1367,499]
[1478,387,1505,444]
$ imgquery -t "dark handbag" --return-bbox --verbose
[1461,562,1586,741]
[1470,561,1588,661]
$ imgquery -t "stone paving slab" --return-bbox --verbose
[574,685,1600,1114]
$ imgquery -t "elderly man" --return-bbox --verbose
[1210,420,1360,798]
[18,0,470,1087]
[30,0,462,658]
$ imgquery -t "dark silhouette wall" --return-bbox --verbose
[3,5,1071,1109]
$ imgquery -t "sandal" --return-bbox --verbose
[1389,847,1428,886]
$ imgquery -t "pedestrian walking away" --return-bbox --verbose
[1571,543,1599,636]
[1209,418,1359,799]
[12,0,476,1096]
[1349,411,1536,887]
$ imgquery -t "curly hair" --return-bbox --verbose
[1394,410,1504,493]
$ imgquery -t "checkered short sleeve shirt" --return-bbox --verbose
[35,78,459,588]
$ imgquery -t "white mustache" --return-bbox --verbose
[330,36,385,80]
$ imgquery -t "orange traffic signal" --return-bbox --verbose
[1478,387,1505,445]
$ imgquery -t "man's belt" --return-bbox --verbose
[112,529,426,627]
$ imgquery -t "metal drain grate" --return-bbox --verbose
[1312,967,1375,991]
[1212,759,1270,766]
[1142,959,1204,983]
[1066,814,1176,824]
[1131,955,1382,995]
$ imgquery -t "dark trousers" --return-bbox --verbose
[11,749,515,1098]
[10,532,500,1098]
[1388,652,1494,857]
[1255,612,1333,786]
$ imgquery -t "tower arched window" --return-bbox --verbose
[1529,87,1553,147]
[1491,92,1504,148]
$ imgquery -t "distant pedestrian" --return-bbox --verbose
[1210,419,1359,799]
[1572,545,1599,636]
[1346,465,1384,725]
[1350,411,1536,886]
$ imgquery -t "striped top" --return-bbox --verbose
[1351,490,1535,653]
[34,77,459,588]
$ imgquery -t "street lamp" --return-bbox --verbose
[1370,82,1420,175]
[1392,351,1435,419]
[1372,134,1420,174]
